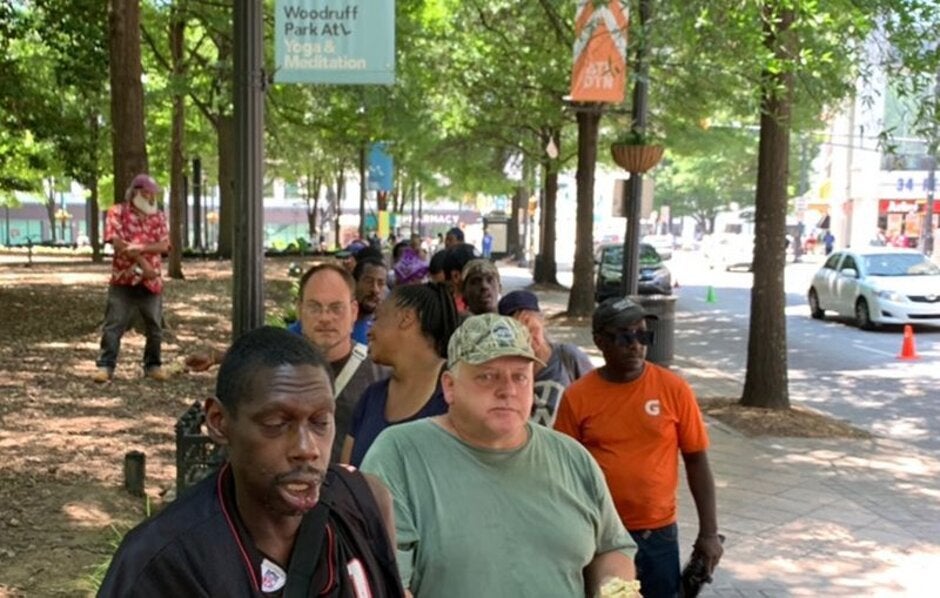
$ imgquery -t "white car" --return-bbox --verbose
[641,234,674,260]
[702,233,754,271]
[807,248,940,329]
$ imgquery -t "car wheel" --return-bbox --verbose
[855,298,875,330]
[808,288,824,319]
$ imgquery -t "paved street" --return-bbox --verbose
[507,254,940,596]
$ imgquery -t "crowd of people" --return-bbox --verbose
[97,174,722,597]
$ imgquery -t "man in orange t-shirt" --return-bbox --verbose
[555,297,723,597]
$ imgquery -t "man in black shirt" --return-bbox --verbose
[99,327,403,597]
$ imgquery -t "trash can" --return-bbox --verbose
[633,294,677,366]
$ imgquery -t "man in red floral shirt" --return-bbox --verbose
[94,174,170,383]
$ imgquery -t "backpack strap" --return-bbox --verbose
[329,466,401,587]
[335,343,368,397]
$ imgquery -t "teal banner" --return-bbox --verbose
[274,0,395,85]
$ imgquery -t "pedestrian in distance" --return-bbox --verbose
[361,313,638,597]
[556,297,723,598]
[481,227,493,259]
[99,326,405,597]
[498,290,593,427]
[823,230,835,255]
[93,174,170,383]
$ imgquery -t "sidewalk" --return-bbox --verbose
[534,286,940,597]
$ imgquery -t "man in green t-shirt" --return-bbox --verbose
[361,314,637,598]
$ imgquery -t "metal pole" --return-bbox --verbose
[232,0,265,338]
[621,0,652,297]
[924,152,936,256]
[359,144,367,239]
[192,157,202,250]
[5,205,10,246]
[922,68,939,257]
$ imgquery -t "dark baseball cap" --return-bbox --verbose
[498,290,541,316]
[592,297,654,332]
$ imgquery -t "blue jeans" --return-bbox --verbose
[96,284,163,371]
[629,523,680,598]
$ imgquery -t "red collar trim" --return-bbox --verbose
[216,465,261,592]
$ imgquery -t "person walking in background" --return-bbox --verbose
[361,314,637,597]
[93,174,170,383]
[481,227,493,259]
[341,283,458,466]
[823,230,835,255]
[498,290,593,426]
[556,297,723,597]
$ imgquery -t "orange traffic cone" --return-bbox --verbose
[898,325,919,360]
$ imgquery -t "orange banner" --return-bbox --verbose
[570,0,629,103]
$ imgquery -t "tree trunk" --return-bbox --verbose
[88,179,102,263]
[306,173,322,240]
[334,168,345,249]
[107,0,149,202]
[167,6,186,279]
[741,5,795,410]
[86,111,103,263]
[216,114,235,258]
[508,185,522,260]
[45,185,57,243]
[567,110,600,317]
[536,130,561,285]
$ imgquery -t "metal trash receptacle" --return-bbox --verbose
[633,294,677,365]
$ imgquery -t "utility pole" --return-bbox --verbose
[621,0,651,297]
[922,67,940,257]
[232,0,265,338]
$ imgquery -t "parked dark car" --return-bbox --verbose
[595,242,672,302]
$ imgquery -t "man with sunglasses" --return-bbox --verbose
[555,297,722,598]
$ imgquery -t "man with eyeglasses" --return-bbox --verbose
[296,264,387,463]
[555,297,722,598]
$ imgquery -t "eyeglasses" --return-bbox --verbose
[303,301,351,317]
[604,329,654,347]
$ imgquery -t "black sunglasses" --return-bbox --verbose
[604,329,654,347]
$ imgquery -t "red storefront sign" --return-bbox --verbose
[879,199,940,214]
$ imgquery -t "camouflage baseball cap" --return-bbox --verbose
[447,313,545,369]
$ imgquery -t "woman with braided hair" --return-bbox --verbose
[341,282,460,466]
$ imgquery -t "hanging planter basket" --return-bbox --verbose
[610,144,665,173]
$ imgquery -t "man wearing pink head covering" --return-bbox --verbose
[93,174,170,383]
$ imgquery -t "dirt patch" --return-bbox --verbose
[0,256,312,597]
[700,398,873,439]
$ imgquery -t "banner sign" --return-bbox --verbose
[274,0,395,85]
[368,142,394,191]
[570,0,629,103]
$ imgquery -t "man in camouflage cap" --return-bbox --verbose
[361,313,636,597]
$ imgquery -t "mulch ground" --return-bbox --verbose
[699,398,872,439]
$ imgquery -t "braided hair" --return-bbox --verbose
[390,282,459,358]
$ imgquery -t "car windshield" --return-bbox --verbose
[863,253,940,276]
[602,244,660,265]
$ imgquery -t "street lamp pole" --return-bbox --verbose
[621,0,652,297]
[232,0,265,339]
